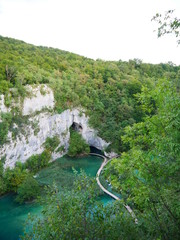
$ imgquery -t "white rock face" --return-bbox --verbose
[22,85,54,115]
[0,95,9,119]
[0,109,109,168]
[0,84,112,168]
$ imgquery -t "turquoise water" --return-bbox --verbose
[0,194,41,240]
[0,155,112,240]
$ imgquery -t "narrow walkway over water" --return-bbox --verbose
[90,153,138,223]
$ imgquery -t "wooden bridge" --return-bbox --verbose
[90,153,138,223]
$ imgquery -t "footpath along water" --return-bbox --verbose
[0,155,112,240]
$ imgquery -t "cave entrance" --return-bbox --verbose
[71,122,83,132]
[90,146,104,156]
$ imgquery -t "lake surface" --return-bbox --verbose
[0,155,112,240]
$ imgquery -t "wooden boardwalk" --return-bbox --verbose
[90,153,138,223]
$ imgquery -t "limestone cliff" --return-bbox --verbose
[0,95,10,122]
[0,85,110,168]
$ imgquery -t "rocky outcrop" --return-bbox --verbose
[22,85,54,115]
[0,85,110,168]
[0,95,9,113]
[0,95,9,122]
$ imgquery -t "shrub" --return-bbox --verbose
[68,130,90,157]
[43,136,60,153]
[3,164,28,192]
[0,112,12,145]
[0,80,9,94]
[25,150,51,172]
[16,176,40,203]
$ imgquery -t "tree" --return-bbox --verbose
[152,10,180,44]
[15,176,40,204]
[43,136,60,153]
[0,112,12,145]
[3,164,28,192]
[22,173,144,240]
[0,161,6,194]
[68,130,90,157]
[5,65,17,84]
[105,79,180,239]
[24,150,51,172]
[0,80,9,94]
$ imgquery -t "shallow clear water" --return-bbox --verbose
[0,194,41,240]
[0,155,113,240]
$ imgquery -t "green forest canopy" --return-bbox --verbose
[0,35,180,153]
[0,35,179,239]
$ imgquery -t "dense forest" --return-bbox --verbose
[0,35,180,153]
[0,35,180,239]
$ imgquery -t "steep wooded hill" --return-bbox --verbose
[0,35,180,152]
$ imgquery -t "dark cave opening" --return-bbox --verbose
[90,146,104,156]
[71,122,83,132]
[71,122,104,156]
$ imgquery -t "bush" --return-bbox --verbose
[3,164,28,192]
[0,150,51,196]
[0,80,9,94]
[24,150,51,172]
[0,112,12,145]
[43,136,60,152]
[0,161,7,195]
[68,130,90,157]
[22,174,142,240]
[16,176,40,203]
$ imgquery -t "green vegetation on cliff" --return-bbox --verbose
[15,176,40,204]
[0,35,180,239]
[68,129,90,157]
[0,149,51,201]
[0,35,180,152]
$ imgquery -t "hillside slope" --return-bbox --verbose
[0,35,180,153]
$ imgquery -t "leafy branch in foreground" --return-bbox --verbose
[152,10,180,44]
[104,79,180,240]
[22,172,144,240]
